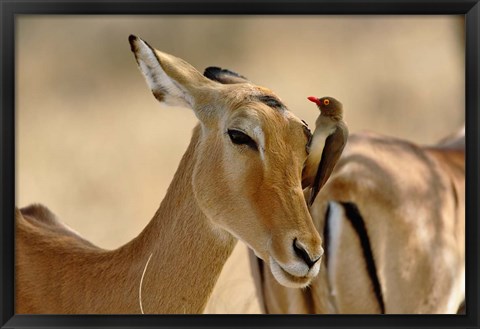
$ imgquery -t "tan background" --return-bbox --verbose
[16,16,464,313]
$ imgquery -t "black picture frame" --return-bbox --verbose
[1,0,479,328]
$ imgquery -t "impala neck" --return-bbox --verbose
[119,125,237,313]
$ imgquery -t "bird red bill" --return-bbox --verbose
[307,96,321,105]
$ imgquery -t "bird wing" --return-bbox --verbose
[308,122,348,206]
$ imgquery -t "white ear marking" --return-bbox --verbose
[130,36,194,108]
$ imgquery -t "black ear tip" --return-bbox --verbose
[128,35,138,51]
[204,66,221,71]
[203,67,222,79]
[128,34,137,43]
[203,66,248,82]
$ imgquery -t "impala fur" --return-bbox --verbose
[15,35,323,314]
[252,127,465,314]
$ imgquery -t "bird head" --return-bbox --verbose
[307,96,343,118]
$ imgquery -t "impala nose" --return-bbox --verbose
[293,238,323,269]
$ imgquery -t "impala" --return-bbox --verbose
[15,35,323,314]
[251,126,465,314]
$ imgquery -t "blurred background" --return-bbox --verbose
[16,15,464,313]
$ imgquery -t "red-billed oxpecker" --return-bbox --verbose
[302,96,349,206]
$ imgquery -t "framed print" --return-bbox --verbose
[1,1,479,328]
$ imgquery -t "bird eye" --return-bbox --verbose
[323,99,330,106]
[227,129,258,151]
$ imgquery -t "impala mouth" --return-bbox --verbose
[269,257,320,288]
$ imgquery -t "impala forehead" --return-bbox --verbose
[225,112,309,161]
[226,106,288,137]
[222,88,309,152]
[224,84,288,113]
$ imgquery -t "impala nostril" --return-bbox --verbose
[293,238,321,269]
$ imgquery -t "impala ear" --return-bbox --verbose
[204,66,250,84]
[129,35,216,117]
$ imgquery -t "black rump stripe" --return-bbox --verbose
[340,201,385,314]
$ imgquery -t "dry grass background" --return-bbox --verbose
[16,16,464,314]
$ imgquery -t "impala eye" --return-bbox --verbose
[227,129,258,151]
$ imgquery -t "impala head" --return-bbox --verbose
[129,35,323,288]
